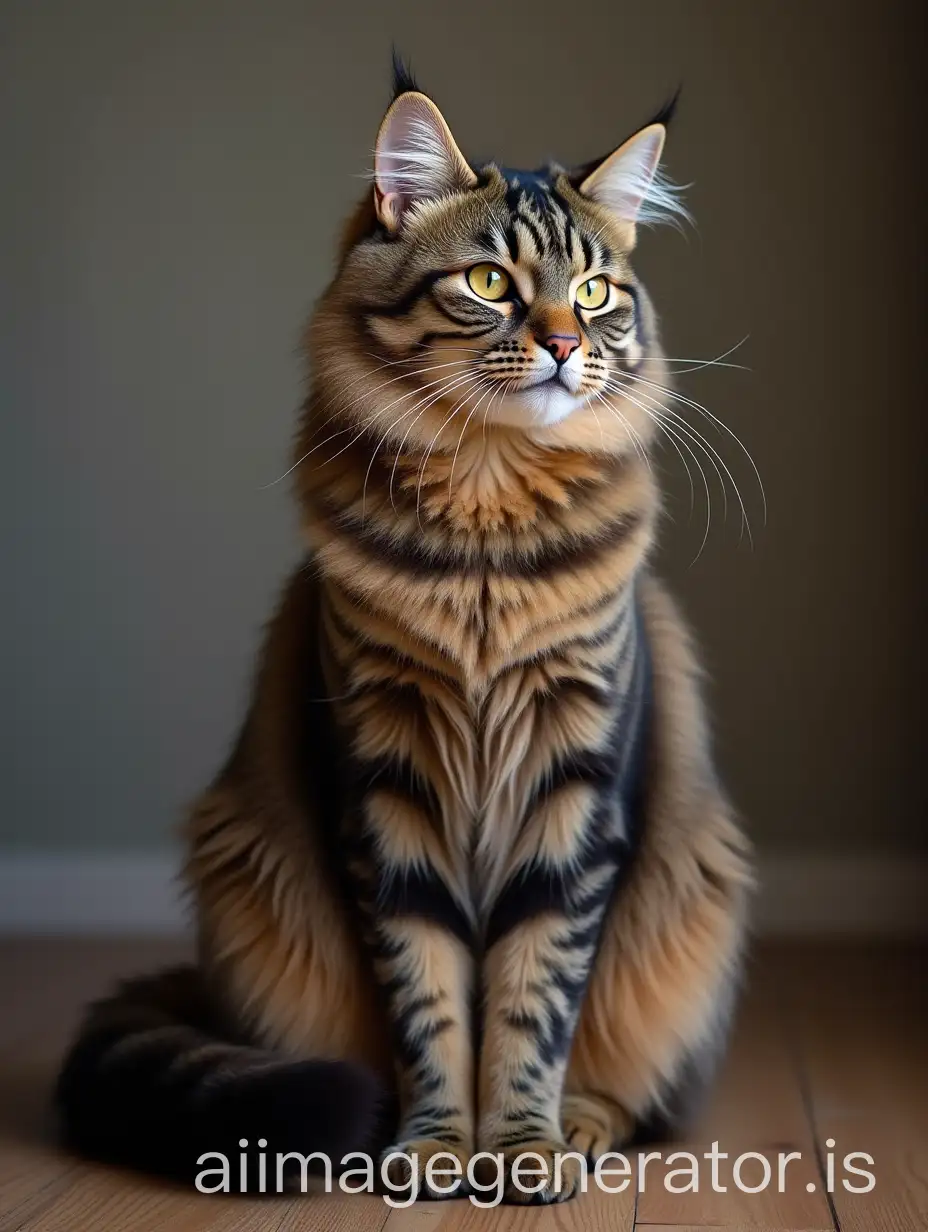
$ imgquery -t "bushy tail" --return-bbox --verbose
[56,966,385,1183]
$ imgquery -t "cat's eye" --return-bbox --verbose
[576,276,609,311]
[467,263,511,302]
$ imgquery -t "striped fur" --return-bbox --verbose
[57,70,752,1204]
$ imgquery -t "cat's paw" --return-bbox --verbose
[474,1139,582,1204]
[379,1139,471,1201]
[562,1091,633,1161]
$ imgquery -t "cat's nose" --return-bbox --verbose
[537,333,581,365]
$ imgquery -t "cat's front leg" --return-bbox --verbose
[352,792,477,1200]
[375,922,475,1198]
[476,820,622,1205]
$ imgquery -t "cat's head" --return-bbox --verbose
[311,62,685,453]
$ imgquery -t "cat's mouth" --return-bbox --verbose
[521,367,583,396]
[480,351,585,398]
[489,369,590,427]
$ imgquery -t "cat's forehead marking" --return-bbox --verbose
[486,164,603,275]
[498,166,561,221]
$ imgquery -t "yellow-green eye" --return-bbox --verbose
[576,276,609,311]
[467,263,510,301]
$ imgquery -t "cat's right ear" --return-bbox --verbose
[374,92,477,233]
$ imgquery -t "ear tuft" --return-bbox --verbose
[645,84,682,131]
[374,92,477,232]
[391,49,420,102]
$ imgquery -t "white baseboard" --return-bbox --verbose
[0,851,924,937]
[0,852,188,935]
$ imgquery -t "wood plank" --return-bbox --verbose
[0,1046,80,1232]
[382,1186,634,1230]
[15,1177,390,1232]
[633,1145,831,1228]
[800,1118,928,1232]
[773,942,928,1232]
[272,1195,390,1232]
[0,1146,77,1232]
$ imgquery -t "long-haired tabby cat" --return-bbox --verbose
[57,61,752,1204]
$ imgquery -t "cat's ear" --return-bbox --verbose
[374,91,477,232]
[574,120,688,234]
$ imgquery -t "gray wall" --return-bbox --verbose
[2,0,923,854]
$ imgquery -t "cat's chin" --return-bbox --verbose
[490,383,588,428]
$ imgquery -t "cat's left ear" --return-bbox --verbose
[573,121,687,236]
[374,92,477,233]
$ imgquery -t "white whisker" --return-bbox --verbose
[362,371,484,520]
[591,390,651,473]
[415,378,493,528]
[448,379,502,500]
[586,399,607,453]
[650,336,750,375]
[621,368,766,526]
[319,364,480,480]
[263,356,480,488]
[606,376,753,549]
[385,371,489,513]
[603,385,714,561]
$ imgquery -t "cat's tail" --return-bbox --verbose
[55,965,386,1183]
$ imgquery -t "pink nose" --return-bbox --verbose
[538,333,581,365]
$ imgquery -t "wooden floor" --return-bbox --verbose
[0,940,924,1231]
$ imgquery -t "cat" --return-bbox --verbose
[56,59,752,1205]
